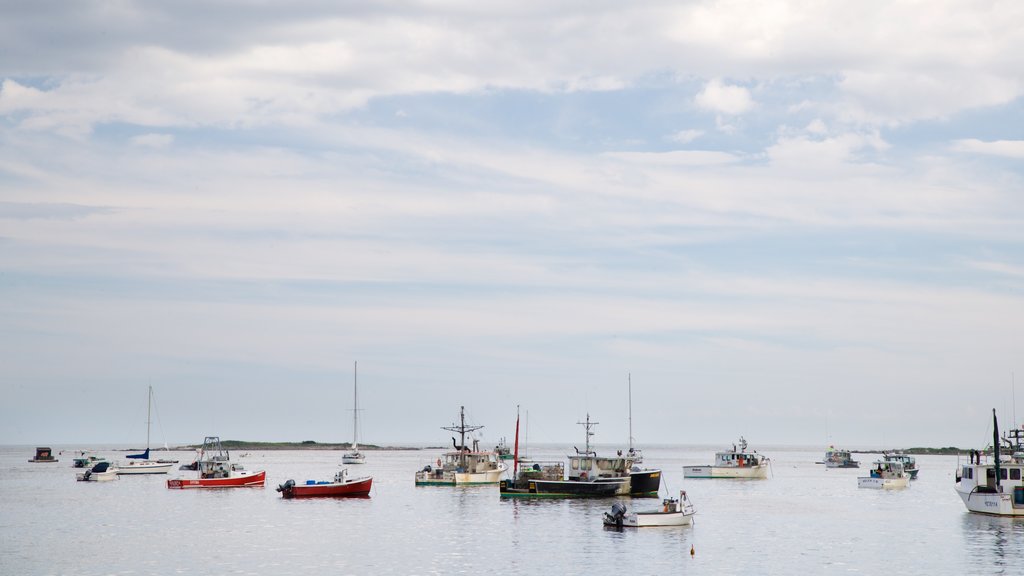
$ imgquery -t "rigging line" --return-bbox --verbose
[151,386,170,450]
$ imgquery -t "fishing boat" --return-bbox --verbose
[277,468,373,499]
[76,462,118,482]
[415,406,507,486]
[28,447,58,463]
[603,490,696,528]
[501,413,659,497]
[683,437,770,479]
[955,409,1024,516]
[118,386,174,475]
[822,446,860,468]
[72,452,107,468]
[166,436,266,489]
[494,438,514,460]
[883,452,918,479]
[341,361,366,465]
[858,460,909,489]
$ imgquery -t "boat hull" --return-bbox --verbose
[858,476,909,489]
[167,470,266,489]
[279,477,372,498]
[683,465,768,479]
[605,510,694,527]
[956,485,1024,516]
[627,469,662,497]
[501,478,626,498]
[116,461,173,475]
[76,471,118,482]
[341,454,366,465]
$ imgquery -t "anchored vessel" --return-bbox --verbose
[684,437,770,479]
[955,409,1024,516]
[883,452,918,479]
[72,452,107,469]
[603,490,696,528]
[167,436,266,489]
[858,460,909,489]
[118,386,174,475]
[76,462,118,482]
[277,468,372,499]
[822,446,859,468]
[415,406,507,486]
[28,447,58,463]
[500,414,660,497]
[341,361,365,465]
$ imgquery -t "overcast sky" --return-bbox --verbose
[2,1,1023,449]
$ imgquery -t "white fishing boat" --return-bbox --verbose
[858,460,909,489]
[822,446,859,468]
[883,452,918,479]
[342,361,366,465]
[955,409,1024,516]
[683,437,770,479]
[603,491,696,528]
[118,386,174,475]
[76,461,119,482]
[415,406,507,486]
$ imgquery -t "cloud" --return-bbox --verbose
[667,129,704,144]
[951,139,1024,159]
[694,78,755,115]
[131,133,174,148]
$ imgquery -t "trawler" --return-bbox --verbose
[684,437,770,479]
[955,409,1024,516]
[415,406,507,485]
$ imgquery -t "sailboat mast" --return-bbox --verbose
[352,361,359,449]
[146,385,152,451]
[628,373,633,451]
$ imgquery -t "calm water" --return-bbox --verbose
[2,444,1023,575]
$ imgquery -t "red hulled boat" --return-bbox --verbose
[277,468,372,498]
[166,436,266,489]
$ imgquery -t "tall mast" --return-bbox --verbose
[577,413,598,455]
[442,406,483,467]
[628,373,633,452]
[993,408,1001,490]
[146,385,152,452]
[352,361,359,450]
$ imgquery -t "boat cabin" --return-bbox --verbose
[957,457,1024,503]
[438,451,502,474]
[884,453,916,469]
[29,447,57,462]
[868,460,905,479]
[567,453,638,481]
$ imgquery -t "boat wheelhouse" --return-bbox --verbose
[28,447,58,463]
[166,436,266,489]
[955,409,1024,516]
[883,452,918,479]
[684,437,770,479]
[858,460,909,489]
[415,406,507,486]
[823,446,859,468]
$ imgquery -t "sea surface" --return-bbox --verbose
[2,444,1022,575]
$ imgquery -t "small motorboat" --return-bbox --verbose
[603,490,696,528]
[277,468,373,499]
[76,462,118,482]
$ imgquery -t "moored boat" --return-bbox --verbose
[858,460,909,489]
[28,447,58,463]
[341,361,366,465]
[603,490,696,528]
[76,462,118,482]
[884,452,918,479]
[822,446,859,468]
[684,437,770,479]
[277,469,373,499]
[415,406,507,486]
[72,452,107,468]
[120,386,173,475]
[955,409,1024,516]
[166,436,266,489]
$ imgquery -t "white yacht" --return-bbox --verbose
[684,437,770,479]
[342,361,366,465]
[955,409,1024,516]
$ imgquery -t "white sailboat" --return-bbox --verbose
[117,386,173,475]
[342,361,365,465]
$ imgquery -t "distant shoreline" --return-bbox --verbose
[850,447,969,455]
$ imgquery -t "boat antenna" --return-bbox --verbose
[1013,371,1017,429]
[146,385,152,454]
[442,406,483,467]
[577,413,598,456]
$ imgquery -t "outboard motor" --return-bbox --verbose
[423,465,433,473]
[604,501,628,529]
[276,479,295,493]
